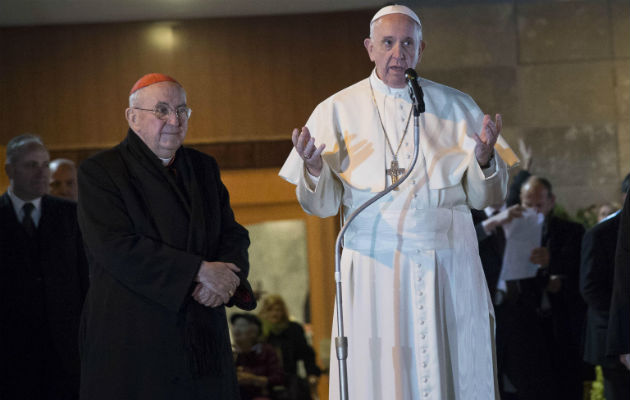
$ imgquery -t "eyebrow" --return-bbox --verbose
[156,101,188,108]
[381,35,414,42]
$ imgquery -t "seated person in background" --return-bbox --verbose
[49,158,78,201]
[259,295,322,400]
[231,313,285,400]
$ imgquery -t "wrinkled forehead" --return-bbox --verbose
[14,143,49,163]
[371,13,422,40]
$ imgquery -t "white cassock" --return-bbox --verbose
[279,69,510,400]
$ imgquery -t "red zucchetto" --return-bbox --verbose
[129,73,180,95]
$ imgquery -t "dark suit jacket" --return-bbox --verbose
[544,215,586,349]
[607,192,629,356]
[471,208,505,301]
[580,212,620,366]
[77,130,256,400]
[0,193,88,400]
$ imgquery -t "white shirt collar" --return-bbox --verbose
[159,156,173,166]
[7,188,43,224]
[369,68,410,98]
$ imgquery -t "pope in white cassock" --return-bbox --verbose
[279,5,514,400]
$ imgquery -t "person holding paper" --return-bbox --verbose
[519,176,586,399]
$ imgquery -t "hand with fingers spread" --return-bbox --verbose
[473,114,502,168]
[292,127,326,177]
[194,261,241,307]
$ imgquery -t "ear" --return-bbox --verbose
[4,163,12,180]
[125,108,137,129]
[364,38,375,62]
[416,40,426,65]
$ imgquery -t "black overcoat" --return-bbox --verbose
[77,131,255,400]
[607,191,630,357]
[0,193,88,399]
[580,212,620,366]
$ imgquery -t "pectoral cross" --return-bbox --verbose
[386,159,405,190]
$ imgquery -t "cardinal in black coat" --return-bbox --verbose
[77,73,256,400]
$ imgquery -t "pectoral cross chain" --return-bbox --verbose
[386,159,405,189]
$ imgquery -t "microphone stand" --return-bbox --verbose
[333,77,424,400]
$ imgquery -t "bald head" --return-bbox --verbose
[520,176,555,216]
[50,158,78,201]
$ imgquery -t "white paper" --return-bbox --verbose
[499,208,544,281]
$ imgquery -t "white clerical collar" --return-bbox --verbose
[159,156,173,166]
[369,68,410,97]
[7,187,43,223]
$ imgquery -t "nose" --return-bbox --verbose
[166,110,180,126]
[392,42,404,60]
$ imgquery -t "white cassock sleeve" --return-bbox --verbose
[463,149,509,209]
[295,158,343,218]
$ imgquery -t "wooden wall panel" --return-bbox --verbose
[0,10,373,150]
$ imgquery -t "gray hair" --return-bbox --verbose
[5,134,47,165]
[50,158,76,171]
[128,84,187,108]
[129,90,140,107]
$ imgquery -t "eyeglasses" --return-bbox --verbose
[133,103,192,121]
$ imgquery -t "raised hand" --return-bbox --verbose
[292,126,326,177]
[473,114,502,167]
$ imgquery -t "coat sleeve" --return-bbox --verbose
[77,156,203,312]
[580,226,611,312]
[607,193,630,355]
[207,157,256,310]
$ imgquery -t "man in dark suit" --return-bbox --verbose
[77,73,257,400]
[581,174,630,399]
[0,134,88,399]
[519,176,586,399]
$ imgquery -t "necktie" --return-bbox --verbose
[22,202,36,237]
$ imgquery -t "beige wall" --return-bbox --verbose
[1,2,627,211]
[417,1,629,212]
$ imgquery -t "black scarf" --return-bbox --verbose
[123,129,229,377]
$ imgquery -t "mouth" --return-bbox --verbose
[389,65,406,73]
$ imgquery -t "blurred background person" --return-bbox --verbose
[581,173,630,399]
[259,295,321,400]
[520,176,586,399]
[49,158,78,201]
[597,202,618,223]
[231,313,285,400]
[607,186,629,372]
[0,134,88,400]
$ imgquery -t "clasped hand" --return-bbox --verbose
[192,261,241,307]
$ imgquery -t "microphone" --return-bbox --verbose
[405,68,425,115]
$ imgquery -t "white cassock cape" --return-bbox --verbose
[279,69,509,400]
